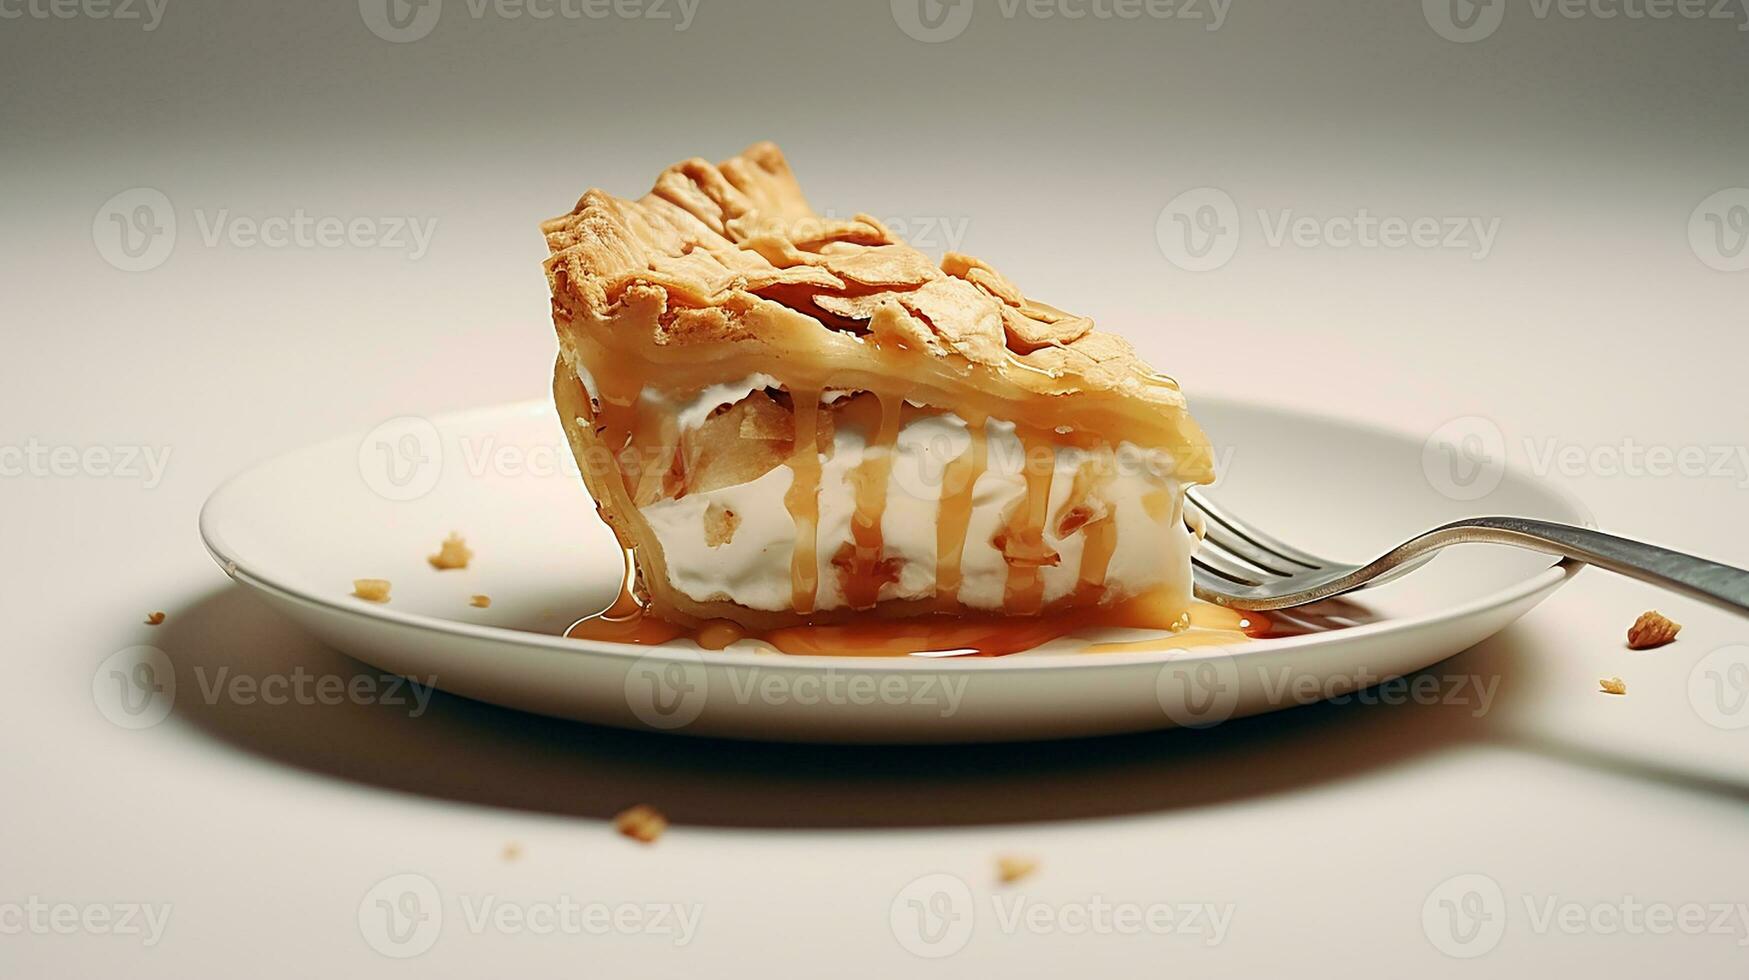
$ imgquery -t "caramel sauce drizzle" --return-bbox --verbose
[933,415,988,606]
[997,428,1058,616]
[1141,488,1175,524]
[566,550,687,646]
[589,370,643,496]
[569,573,1276,656]
[1066,454,1119,603]
[783,386,826,614]
[838,391,905,609]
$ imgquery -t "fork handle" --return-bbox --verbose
[1432,517,1749,616]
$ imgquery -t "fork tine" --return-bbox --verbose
[1190,517,1299,577]
[1186,488,1331,570]
[1191,549,1268,587]
[1196,532,1295,578]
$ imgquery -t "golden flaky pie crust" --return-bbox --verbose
[542,142,1214,629]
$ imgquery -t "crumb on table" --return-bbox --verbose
[428,532,474,571]
[470,594,492,609]
[614,804,667,844]
[997,854,1039,884]
[352,579,392,603]
[502,842,522,862]
[144,612,166,626]
[1599,676,1627,696]
[1626,610,1680,650]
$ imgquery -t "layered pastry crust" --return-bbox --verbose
[543,142,1214,630]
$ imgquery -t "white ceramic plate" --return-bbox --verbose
[199,397,1588,743]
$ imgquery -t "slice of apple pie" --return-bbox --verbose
[543,143,1215,632]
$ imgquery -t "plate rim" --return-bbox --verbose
[198,396,1592,673]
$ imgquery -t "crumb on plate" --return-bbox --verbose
[470,594,492,608]
[1599,676,1627,696]
[997,854,1039,884]
[1626,610,1680,650]
[144,612,165,626]
[352,579,392,603]
[614,804,667,844]
[502,842,522,862]
[428,532,474,571]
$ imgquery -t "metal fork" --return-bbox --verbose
[1184,487,1749,616]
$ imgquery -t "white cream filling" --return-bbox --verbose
[635,382,1195,614]
[668,373,783,433]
